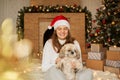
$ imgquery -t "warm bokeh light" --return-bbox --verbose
[14,39,33,58]
[1,18,17,58]
[1,18,14,35]
[0,18,33,80]
[1,71,20,80]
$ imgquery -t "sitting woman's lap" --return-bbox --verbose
[76,69,93,80]
[44,66,93,80]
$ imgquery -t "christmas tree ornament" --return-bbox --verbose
[111,21,115,25]
[94,33,98,36]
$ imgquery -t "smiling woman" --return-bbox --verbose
[41,15,93,80]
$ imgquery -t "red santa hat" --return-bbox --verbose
[48,15,70,30]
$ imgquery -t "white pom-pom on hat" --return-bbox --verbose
[48,15,70,30]
[48,25,52,29]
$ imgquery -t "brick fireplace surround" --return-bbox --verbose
[24,13,88,62]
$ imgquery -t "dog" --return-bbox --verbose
[56,43,83,80]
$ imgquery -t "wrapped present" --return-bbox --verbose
[88,51,104,60]
[91,44,103,52]
[106,59,120,68]
[106,51,120,60]
[86,59,105,71]
[109,46,120,51]
[104,66,120,75]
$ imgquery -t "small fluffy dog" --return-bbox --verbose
[56,43,83,80]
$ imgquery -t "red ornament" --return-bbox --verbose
[86,43,90,48]
[73,4,77,7]
[96,29,100,33]
[102,19,106,24]
[89,33,94,37]
[92,20,96,23]
[96,8,99,11]
[108,38,111,42]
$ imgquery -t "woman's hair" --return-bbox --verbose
[51,30,75,53]
[43,27,54,46]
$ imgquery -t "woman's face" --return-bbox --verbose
[56,25,69,40]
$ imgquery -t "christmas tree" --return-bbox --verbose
[86,0,120,48]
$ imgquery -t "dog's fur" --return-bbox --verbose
[56,43,83,80]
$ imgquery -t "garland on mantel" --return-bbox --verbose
[16,5,92,44]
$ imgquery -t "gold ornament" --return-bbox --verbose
[114,12,117,15]
[93,40,96,43]
[111,21,115,25]
[108,12,110,15]
[94,33,98,36]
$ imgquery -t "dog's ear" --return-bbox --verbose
[76,49,80,59]
[59,46,65,58]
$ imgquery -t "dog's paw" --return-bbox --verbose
[74,68,79,73]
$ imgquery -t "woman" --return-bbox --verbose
[41,15,93,80]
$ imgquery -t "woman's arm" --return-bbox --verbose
[41,40,55,72]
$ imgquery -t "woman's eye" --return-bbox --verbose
[57,28,61,31]
[63,27,68,30]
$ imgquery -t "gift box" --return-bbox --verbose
[106,59,120,68]
[88,51,104,60]
[104,66,120,75]
[106,51,120,60]
[86,59,105,71]
[91,44,103,52]
[109,46,120,51]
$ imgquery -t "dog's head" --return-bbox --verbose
[59,43,80,59]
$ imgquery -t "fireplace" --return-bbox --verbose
[24,13,86,60]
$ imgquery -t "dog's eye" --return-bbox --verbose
[68,50,71,52]
[74,50,77,53]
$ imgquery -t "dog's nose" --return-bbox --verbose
[71,51,74,54]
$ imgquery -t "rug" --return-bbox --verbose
[20,62,119,80]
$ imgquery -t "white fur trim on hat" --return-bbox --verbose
[53,20,70,30]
